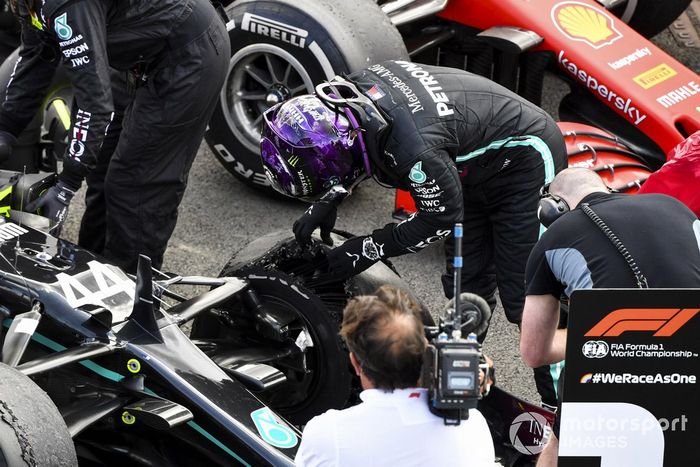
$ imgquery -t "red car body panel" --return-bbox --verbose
[437,0,699,153]
[395,1,700,216]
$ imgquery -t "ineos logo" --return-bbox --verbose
[509,412,552,455]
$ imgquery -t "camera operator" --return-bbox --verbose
[295,285,495,467]
[519,167,700,466]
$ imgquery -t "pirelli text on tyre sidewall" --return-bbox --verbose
[205,0,408,194]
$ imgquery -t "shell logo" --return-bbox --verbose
[551,1,622,49]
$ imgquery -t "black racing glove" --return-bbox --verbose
[293,186,349,246]
[0,130,17,165]
[25,181,76,236]
[324,224,401,282]
[294,201,337,246]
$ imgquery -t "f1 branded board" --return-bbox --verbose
[560,289,699,466]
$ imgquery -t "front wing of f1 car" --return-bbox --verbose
[0,213,301,466]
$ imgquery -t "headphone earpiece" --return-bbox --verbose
[537,193,570,228]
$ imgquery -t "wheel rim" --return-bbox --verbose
[221,44,315,154]
[252,292,329,414]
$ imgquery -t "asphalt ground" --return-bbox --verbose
[59,18,700,407]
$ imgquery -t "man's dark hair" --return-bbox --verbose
[340,285,426,390]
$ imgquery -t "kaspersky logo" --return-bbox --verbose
[586,308,699,337]
[551,1,622,49]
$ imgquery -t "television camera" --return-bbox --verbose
[424,223,492,425]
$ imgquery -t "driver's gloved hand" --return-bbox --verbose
[293,185,349,247]
[25,180,76,236]
[325,235,383,282]
[293,201,337,246]
[315,224,400,283]
[0,130,17,165]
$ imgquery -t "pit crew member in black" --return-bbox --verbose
[520,168,700,466]
[261,59,567,327]
[0,0,230,272]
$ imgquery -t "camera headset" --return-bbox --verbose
[537,185,570,228]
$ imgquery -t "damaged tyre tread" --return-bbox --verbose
[0,401,36,467]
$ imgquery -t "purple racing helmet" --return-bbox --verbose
[260,94,369,202]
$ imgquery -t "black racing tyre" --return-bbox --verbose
[0,363,77,467]
[190,230,433,424]
[192,267,353,426]
[220,230,433,325]
[612,0,691,38]
[205,0,408,194]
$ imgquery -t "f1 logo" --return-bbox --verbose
[586,308,699,337]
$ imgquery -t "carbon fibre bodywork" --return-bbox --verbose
[0,214,301,466]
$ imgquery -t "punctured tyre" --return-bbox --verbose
[205,0,408,195]
[219,230,433,325]
[190,230,433,424]
[0,363,77,467]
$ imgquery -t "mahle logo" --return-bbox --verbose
[551,1,622,49]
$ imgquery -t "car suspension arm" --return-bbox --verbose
[16,341,117,376]
[166,277,249,324]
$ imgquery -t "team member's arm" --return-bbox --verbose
[0,17,59,142]
[324,149,462,279]
[22,2,112,233]
[46,1,114,191]
[520,294,567,367]
[520,239,568,367]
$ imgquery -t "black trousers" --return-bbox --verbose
[78,1,230,273]
[442,129,567,324]
[442,129,566,407]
